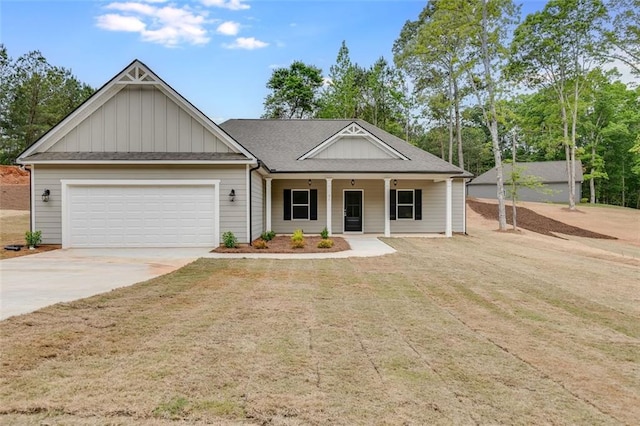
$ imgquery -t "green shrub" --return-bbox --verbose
[222,231,238,248]
[317,238,333,249]
[25,230,42,248]
[320,227,329,239]
[253,239,268,249]
[580,197,588,204]
[291,229,304,248]
[261,230,276,241]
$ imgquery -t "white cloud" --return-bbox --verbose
[96,14,146,32]
[223,37,268,50]
[216,21,240,36]
[96,2,210,47]
[201,0,250,11]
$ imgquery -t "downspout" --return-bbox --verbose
[20,165,33,233]
[248,160,261,245]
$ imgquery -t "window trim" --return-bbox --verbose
[396,189,414,220]
[291,189,310,221]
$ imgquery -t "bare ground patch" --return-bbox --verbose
[2,223,638,424]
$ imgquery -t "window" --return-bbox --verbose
[292,189,309,220]
[397,190,414,219]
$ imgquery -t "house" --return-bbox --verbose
[17,60,471,248]
[467,160,583,203]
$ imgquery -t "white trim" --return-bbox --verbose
[291,188,311,221]
[19,160,256,166]
[60,179,220,249]
[30,166,35,232]
[461,180,466,234]
[325,178,333,237]
[384,178,390,237]
[396,189,415,220]
[265,178,272,231]
[342,189,364,234]
[18,60,256,162]
[446,178,453,237]
[245,165,251,243]
[298,122,409,161]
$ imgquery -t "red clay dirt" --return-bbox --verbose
[467,198,617,239]
[1,166,30,211]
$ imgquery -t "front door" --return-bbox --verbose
[344,190,363,232]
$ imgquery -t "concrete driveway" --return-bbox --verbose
[0,248,209,320]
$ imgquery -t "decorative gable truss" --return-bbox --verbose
[298,122,409,161]
[18,60,256,163]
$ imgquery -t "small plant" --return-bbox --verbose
[25,230,42,248]
[320,227,329,239]
[222,231,238,248]
[291,229,305,248]
[317,238,334,249]
[580,197,588,204]
[253,239,268,249]
[261,230,276,241]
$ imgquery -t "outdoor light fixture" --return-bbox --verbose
[393,179,397,186]
[351,179,355,186]
[229,189,235,202]
[308,179,312,186]
[41,189,50,202]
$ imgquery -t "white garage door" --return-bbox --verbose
[65,182,217,248]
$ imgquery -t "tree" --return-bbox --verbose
[262,61,324,119]
[0,48,93,164]
[606,0,640,76]
[507,0,609,210]
[318,41,364,119]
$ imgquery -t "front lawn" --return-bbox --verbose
[1,229,638,424]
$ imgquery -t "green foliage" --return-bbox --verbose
[25,230,42,247]
[320,227,329,239]
[262,61,324,119]
[222,231,238,248]
[291,229,305,248]
[260,230,276,241]
[317,239,334,249]
[0,46,94,164]
[253,239,268,249]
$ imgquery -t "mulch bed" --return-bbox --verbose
[1,244,61,260]
[213,235,350,253]
[467,199,616,240]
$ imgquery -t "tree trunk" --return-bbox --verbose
[454,78,463,169]
[447,74,454,164]
[590,144,596,204]
[512,132,517,231]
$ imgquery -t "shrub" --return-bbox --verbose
[253,239,268,249]
[261,230,276,241]
[291,229,305,248]
[320,227,329,239]
[222,231,238,248]
[317,238,333,249]
[580,197,588,204]
[25,230,42,248]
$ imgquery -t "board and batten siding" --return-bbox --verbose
[47,86,232,154]
[251,170,264,242]
[270,178,465,235]
[312,136,394,159]
[33,165,248,244]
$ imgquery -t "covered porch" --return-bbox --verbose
[263,174,466,237]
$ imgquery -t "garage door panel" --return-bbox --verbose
[67,184,217,248]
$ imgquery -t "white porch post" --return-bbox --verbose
[445,178,452,237]
[384,178,391,237]
[326,178,333,236]
[265,178,272,231]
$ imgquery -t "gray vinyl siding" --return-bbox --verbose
[270,178,464,235]
[468,182,582,204]
[251,171,264,242]
[313,136,394,159]
[33,164,248,245]
[48,86,233,154]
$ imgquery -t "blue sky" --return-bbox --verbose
[3,1,554,121]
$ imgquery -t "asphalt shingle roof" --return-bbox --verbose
[220,119,471,176]
[468,160,583,185]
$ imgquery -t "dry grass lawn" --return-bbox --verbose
[0,211,59,259]
[1,204,639,425]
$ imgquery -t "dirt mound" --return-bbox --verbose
[0,185,30,210]
[1,166,29,185]
[467,199,617,240]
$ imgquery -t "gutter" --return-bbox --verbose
[247,161,261,245]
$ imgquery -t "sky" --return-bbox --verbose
[1,0,630,122]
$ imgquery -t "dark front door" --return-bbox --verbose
[344,191,363,232]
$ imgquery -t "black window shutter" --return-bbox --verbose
[310,189,318,220]
[284,189,291,221]
[415,189,422,220]
[390,189,396,220]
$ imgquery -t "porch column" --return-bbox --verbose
[325,178,333,236]
[265,178,272,231]
[446,178,452,237]
[384,178,391,237]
